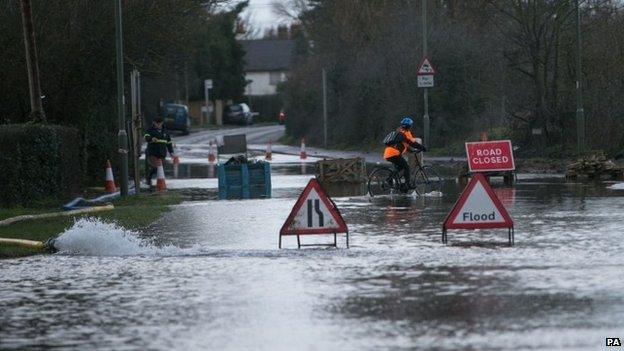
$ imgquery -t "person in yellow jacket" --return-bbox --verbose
[383,117,427,190]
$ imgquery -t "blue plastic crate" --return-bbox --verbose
[218,162,271,199]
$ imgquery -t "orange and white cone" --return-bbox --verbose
[265,140,273,160]
[105,160,116,193]
[208,141,216,163]
[300,138,307,160]
[156,159,167,191]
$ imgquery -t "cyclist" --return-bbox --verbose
[383,117,427,190]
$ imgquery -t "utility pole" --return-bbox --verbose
[322,68,328,148]
[115,0,129,196]
[422,0,430,147]
[184,62,189,105]
[204,79,212,125]
[575,0,585,155]
[130,68,141,194]
[19,0,45,122]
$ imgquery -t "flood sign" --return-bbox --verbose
[443,173,514,245]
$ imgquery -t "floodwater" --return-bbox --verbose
[2,168,624,351]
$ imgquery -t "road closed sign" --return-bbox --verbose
[442,173,514,245]
[465,140,515,172]
[279,178,349,248]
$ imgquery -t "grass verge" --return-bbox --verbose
[0,191,183,259]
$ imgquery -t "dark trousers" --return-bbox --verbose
[145,155,163,185]
[387,155,410,186]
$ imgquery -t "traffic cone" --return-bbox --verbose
[208,141,216,163]
[105,160,116,193]
[265,140,272,160]
[300,138,307,160]
[156,159,167,191]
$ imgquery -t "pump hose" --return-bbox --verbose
[0,237,57,252]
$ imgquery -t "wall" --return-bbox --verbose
[244,71,287,96]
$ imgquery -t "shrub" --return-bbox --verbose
[0,124,83,206]
[244,95,284,123]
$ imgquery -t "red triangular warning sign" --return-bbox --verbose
[417,58,436,75]
[280,179,348,236]
[443,173,513,230]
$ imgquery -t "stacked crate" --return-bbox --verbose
[218,161,271,199]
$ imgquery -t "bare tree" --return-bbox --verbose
[19,0,45,122]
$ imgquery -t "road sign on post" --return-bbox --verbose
[417,75,434,88]
[465,140,515,172]
[418,57,435,148]
[442,173,514,245]
[279,178,349,249]
[417,58,436,88]
[417,58,436,75]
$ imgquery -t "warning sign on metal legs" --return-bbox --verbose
[442,173,514,245]
[279,179,349,249]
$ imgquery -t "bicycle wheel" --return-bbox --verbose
[413,165,443,195]
[368,167,399,196]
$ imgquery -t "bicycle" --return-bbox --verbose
[367,152,443,197]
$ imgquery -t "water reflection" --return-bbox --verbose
[207,163,215,178]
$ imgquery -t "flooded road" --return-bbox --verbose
[2,171,624,350]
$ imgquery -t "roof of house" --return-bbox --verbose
[240,39,295,72]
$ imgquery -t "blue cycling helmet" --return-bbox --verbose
[400,117,414,127]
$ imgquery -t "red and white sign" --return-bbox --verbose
[465,140,515,172]
[417,58,436,75]
[280,179,348,236]
[443,173,513,230]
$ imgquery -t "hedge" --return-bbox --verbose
[0,124,82,206]
[244,95,284,123]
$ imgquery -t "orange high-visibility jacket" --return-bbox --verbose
[383,128,423,160]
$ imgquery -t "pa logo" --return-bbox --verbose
[607,338,622,347]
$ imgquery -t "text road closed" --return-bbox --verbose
[465,140,515,172]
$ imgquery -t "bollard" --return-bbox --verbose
[300,138,307,160]
[172,155,180,179]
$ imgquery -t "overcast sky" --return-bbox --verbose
[239,0,292,34]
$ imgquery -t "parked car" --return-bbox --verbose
[160,103,190,135]
[224,103,253,125]
[278,110,286,125]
